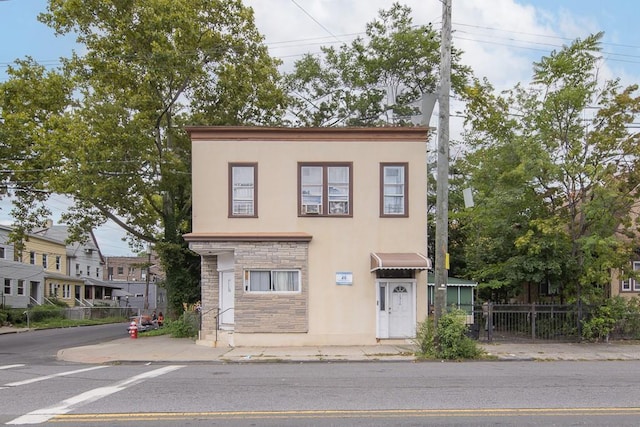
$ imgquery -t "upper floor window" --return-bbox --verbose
[55,256,61,271]
[381,163,408,217]
[229,163,257,217]
[29,251,36,265]
[299,163,352,216]
[0,247,5,259]
[117,266,124,275]
[244,269,301,293]
[621,261,640,292]
[42,254,48,269]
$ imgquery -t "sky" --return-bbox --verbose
[1,0,639,255]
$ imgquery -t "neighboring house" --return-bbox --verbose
[0,225,45,308]
[18,230,85,307]
[104,254,165,283]
[103,254,166,312]
[611,261,640,300]
[184,126,431,347]
[110,280,167,313]
[31,222,119,306]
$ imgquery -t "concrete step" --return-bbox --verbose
[196,330,234,348]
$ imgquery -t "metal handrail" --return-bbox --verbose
[200,307,234,344]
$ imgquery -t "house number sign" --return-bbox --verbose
[336,272,353,286]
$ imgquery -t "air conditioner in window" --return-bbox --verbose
[303,204,321,214]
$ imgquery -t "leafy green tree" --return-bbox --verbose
[284,2,471,126]
[0,0,287,314]
[461,33,640,304]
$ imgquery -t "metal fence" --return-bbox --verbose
[456,303,640,342]
[476,303,579,342]
[62,307,137,321]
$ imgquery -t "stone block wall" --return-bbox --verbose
[194,240,309,336]
[200,255,219,338]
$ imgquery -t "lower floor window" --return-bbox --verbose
[17,280,24,296]
[244,270,300,293]
[63,284,72,299]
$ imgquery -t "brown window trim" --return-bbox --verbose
[228,163,258,218]
[298,162,353,217]
[380,162,409,217]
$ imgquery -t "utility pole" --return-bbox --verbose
[144,245,151,311]
[434,0,452,325]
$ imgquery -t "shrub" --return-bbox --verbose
[167,312,199,338]
[47,298,69,308]
[414,317,437,358]
[415,309,484,360]
[28,305,65,323]
[582,296,640,342]
[436,310,483,360]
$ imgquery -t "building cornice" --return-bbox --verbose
[185,126,429,142]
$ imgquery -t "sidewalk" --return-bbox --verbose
[4,326,640,363]
[56,335,418,364]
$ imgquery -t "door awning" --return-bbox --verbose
[370,252,431,272]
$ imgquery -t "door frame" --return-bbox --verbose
[219,270,235,329]
[376,279,416,339]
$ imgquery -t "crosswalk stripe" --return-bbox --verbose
[4,366,107,387]
[0,364,25,370]
[6,365,185,425]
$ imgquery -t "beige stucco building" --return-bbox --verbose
[185,127,431,347]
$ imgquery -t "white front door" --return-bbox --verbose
[377,281,415,339]
[220,271,234,327]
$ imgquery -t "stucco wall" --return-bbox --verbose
[188,127,429,345]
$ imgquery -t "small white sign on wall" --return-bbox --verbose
[336,272,353,286]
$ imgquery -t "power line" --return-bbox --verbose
[289,0,342,44]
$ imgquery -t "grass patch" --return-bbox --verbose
[30,317,128,329]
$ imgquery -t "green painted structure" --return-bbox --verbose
[427,273,477,316]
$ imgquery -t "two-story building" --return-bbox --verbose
[0,225,45,308]
[31,221,119,306]
[185,126,431,347]
[18,230,84,307]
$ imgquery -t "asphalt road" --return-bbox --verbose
[0,322,128,364]
[2,326,640,426]
[1,358,640,425]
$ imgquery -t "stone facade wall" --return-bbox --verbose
[200,255,219,338]
[194,240,308,335]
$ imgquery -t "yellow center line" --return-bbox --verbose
[51,407,640,423]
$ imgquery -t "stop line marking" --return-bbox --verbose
[7,365,185,425]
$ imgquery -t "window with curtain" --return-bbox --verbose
[230,163,257,217]
[245,269,301,293]
[299,162,352,216]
